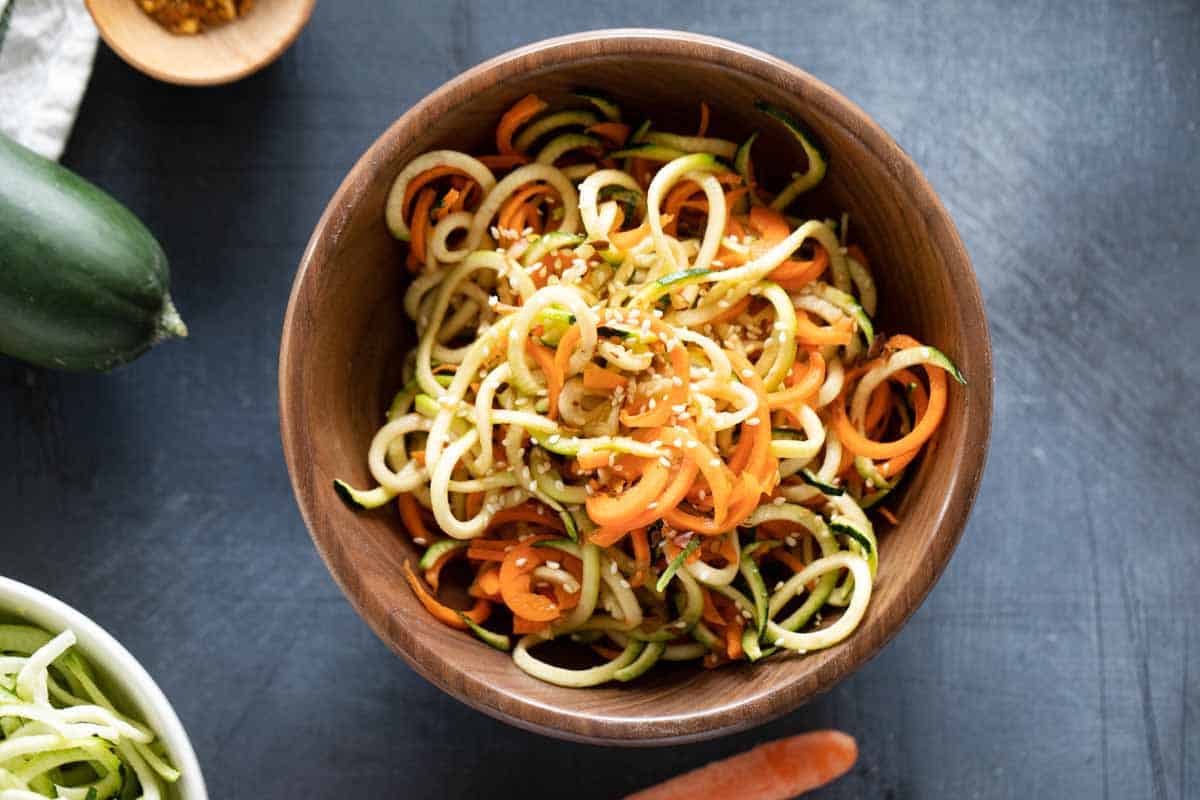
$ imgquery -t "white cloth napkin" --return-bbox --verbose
[0,0,98,160]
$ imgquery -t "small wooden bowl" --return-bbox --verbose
[279,30,993,745]
[85,0,314,86]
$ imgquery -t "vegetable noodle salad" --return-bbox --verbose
[0,626,180,799]
[336,93,965,687]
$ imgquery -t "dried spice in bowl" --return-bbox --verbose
[138,0,253,35]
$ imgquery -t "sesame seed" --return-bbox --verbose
[785,536,797,547]
[413,537,427,545]
[515,557,528,567]
[741,609,752,619]
[709,458,721,467]
[745,417,761,426]
[772,496,786,506]
[547,560,561,569]
[774,637,785,647]
[685,440,698,449]
[610,562,619,575]
[648,501,659,509]
[741,368,755,378]
[619,579,632,589]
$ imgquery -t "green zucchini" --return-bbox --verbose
[458,613,511,651]
[656,538,700,592]
[513,110,599,153]
[573,90,622,122]
[830,521,873,556]
[418,540,467,570]
[733,132,758,181]
[811,283,875,347]
[799,468,845,496]
[522,233,585,267]
[756,101,829,210]
[614,641,665,681]
[535,133,602,166]
[610,142,688,162]
[0,132,187,371]
[925,346,968,385]
[333,479,394,510]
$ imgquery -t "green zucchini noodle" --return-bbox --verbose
[337,93,964,686]
[0,627,180,799]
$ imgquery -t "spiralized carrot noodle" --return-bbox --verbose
[336,92,964,687]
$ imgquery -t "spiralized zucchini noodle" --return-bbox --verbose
[0,625,180,799]
[336,93,965,687]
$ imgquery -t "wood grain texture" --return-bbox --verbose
[278,29,993,745]
[3,1,1198,797]
[85,0,314,86]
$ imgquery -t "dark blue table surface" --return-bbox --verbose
[3,1,1198,797]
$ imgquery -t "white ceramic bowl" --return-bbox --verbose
[0,576,208,799]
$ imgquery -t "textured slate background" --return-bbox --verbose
[3,1,1198,797]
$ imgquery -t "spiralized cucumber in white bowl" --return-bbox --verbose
[0,577,207,800]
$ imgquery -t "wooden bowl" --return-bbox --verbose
[279,29,993,745]
[85,0,314,86]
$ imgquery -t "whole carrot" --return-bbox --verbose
[625,730,858,800]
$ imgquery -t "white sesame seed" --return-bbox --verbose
[619,579,632,589]
[785,536,797,547]
[648,501,659,510]
[745,417,761,426]
[413,537,427,546]
[772,496,786,506]
[709,458,721,467]
[515,557,528,567]
[741,368,755,378]
[610,562,619,575]
[685,440,698,449]
[547,560,561,569]
[774,637,785,647]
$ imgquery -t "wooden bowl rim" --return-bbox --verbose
[279,28,993,745]
[84,0,316,87]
